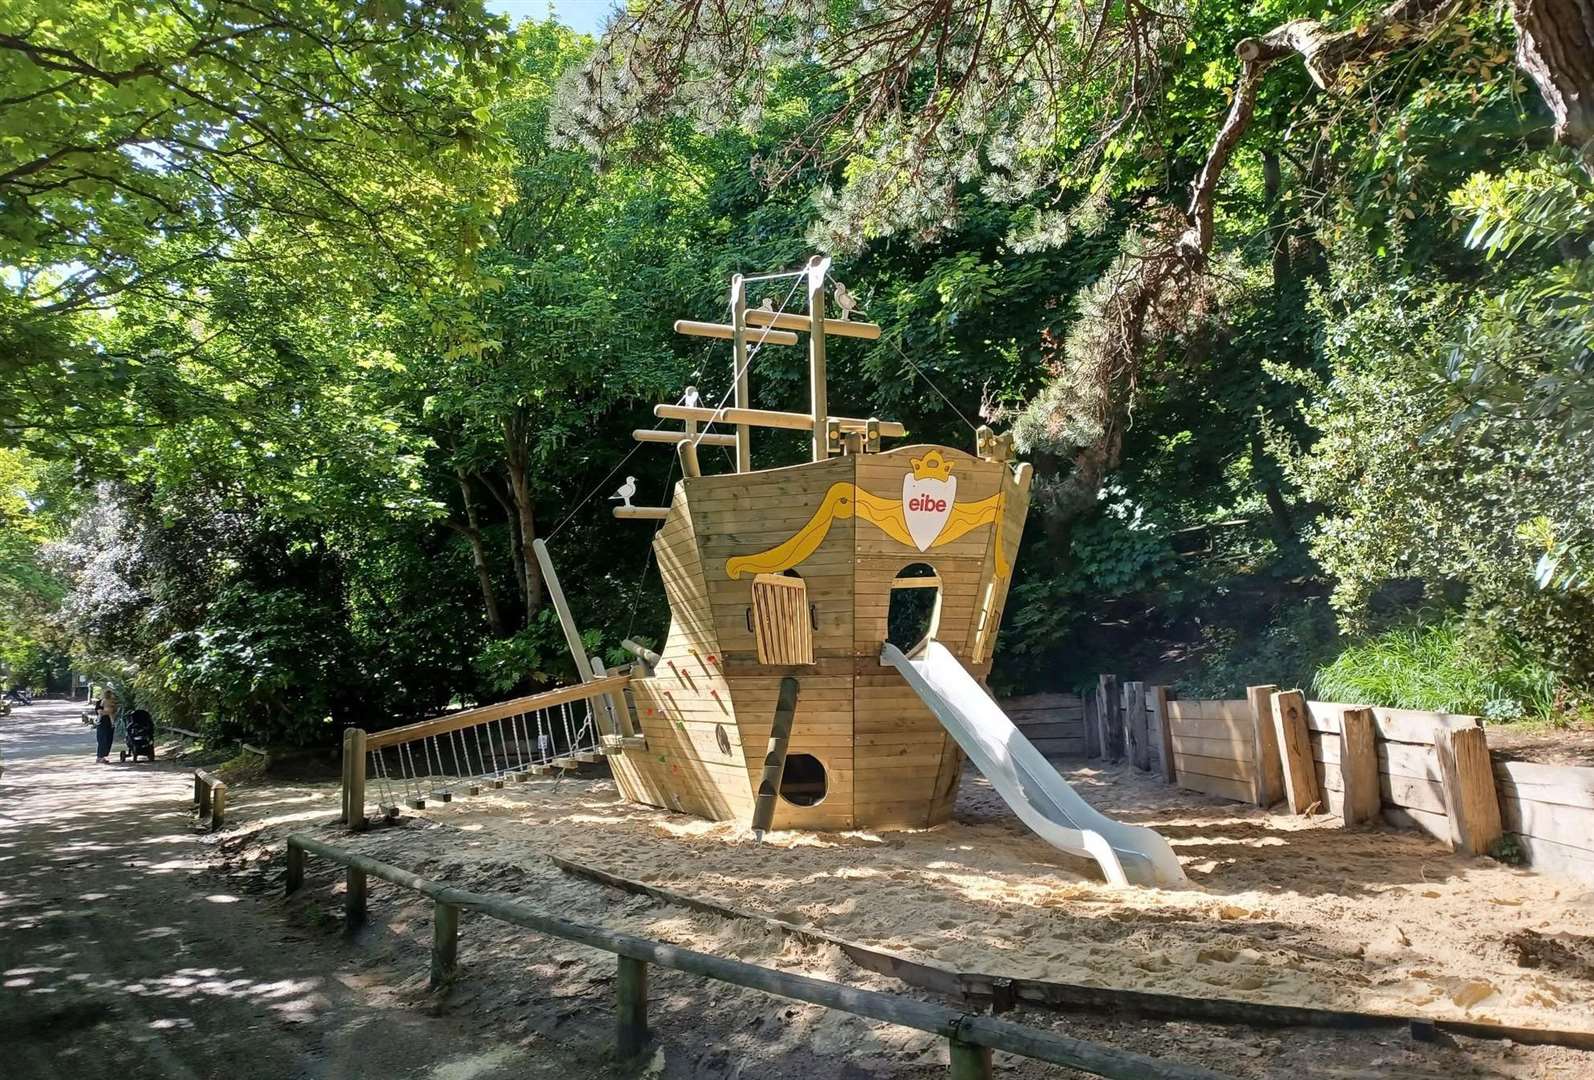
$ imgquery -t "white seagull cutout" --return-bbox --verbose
[611,476,638,508]
[683,385,700,409]
[832,281,858,320]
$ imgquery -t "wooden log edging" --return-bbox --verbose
[283,834,1231,1080]
[546,853,1594,1053]
[192,769,227,830]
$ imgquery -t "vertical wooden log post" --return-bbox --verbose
[1082,691,1101,759]
[430,901,460,989]
[209,782,226,829]
[1338,707,1381,826]
[1270,690,1321,814]
[345,866,367,927]
[1124,681,1149,771]
[1096,675,1122,762]
[196,773,211,819]
[616,955,649,1058]
[807,255,831,462]
[949,1037,994,1079]
[285,842,305,895]
[730,273,752,473]
[1246,684,1285,807]
[345,727,368,832]
[1150,686,1176,783]
[1436,726,1504,855]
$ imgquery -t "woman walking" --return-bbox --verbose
[93,688,118,764]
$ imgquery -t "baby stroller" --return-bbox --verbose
[121,708,155,763]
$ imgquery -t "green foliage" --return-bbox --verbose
[1312,620,1558,722]
[473,614,597,694]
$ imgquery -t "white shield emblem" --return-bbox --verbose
[902,471,956,551]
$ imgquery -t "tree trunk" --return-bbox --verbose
[1512,0,1594,175]
[454,467,506,637]
[503,419,544,623]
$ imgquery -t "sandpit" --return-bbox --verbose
[383,761,1594,1038]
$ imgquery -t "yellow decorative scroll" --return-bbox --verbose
[725,482,855,579]
[724,481,1005,578]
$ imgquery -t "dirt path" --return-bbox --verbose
[0,700,536,1080]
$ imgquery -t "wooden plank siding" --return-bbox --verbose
[1165,699,1255,802]
[1000,692,1085,759]
[1493,759,1594,884]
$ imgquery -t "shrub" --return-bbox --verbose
[1311,619,1557,722]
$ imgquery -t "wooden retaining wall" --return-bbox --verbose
[1493,759,1594,883]
[1000,693,1085,759]
[1165,698,1255,803]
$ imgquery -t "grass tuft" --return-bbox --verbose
[1311,620,1558,722]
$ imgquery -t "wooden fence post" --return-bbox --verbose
[431,901,459,989]
[196,774,211,819]
[1150,687,1176,782]
[1270,690,1321,814]
[209,782,226,829]
[1436,726,1504,855]
[1245,684,1284,807]
[1082,691,1100,759]
[1124,681,1149,771]
[285,843,305,895]
[345,866,367,927]
[345,728,367,832]
[1338,707,1380,826]
[616,955,649,1057]
[1096,675,1122,762]
[949,1037,995,1079]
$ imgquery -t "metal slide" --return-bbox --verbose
[881,641,1187,888]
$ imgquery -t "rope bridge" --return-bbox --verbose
[342,675,631,827]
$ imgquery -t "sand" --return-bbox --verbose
[349,761,1594,1037]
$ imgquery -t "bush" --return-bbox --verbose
[1311,619,1558,722]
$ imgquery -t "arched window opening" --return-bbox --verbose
[886,563,941,656]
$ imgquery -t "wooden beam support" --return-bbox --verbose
[612,506,670,521]
[431,901,459,989]
[345,866,367,927]
[654,403,906,437]
[1151,686,1176,782]
[633,428,737,447]
[1124,681,1149,771]
[1096,675,1123,762]
[674,319,798,346]
[1270,690,1321,814]
[1246,684,1285,807]
[1436,725,1504,855]
[676,438,701,478]
[807,255,831,462]
[1339,707,1380,826]
[730,273,752,472]
[949,1037,995,1079]
[744,306,882,339]
[532,538,620,738]
[616,955,650,1057]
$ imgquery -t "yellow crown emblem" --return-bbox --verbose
[909,449,954,482]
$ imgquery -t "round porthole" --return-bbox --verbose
[779,753,827,807]
[715,724,731,755]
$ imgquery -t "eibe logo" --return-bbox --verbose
[901,450,957,551]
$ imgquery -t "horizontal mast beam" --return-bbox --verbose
[633,428,737,447]
[654,404,905,437]
[744,308,881,340]
[613,506,670,521]
[674,320,799,346]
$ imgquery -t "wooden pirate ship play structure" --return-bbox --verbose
[597,256,1184,886]
[343,255,1184,888]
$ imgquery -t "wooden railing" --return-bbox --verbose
[343,676,631,829]
[283,833,1229,1080]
